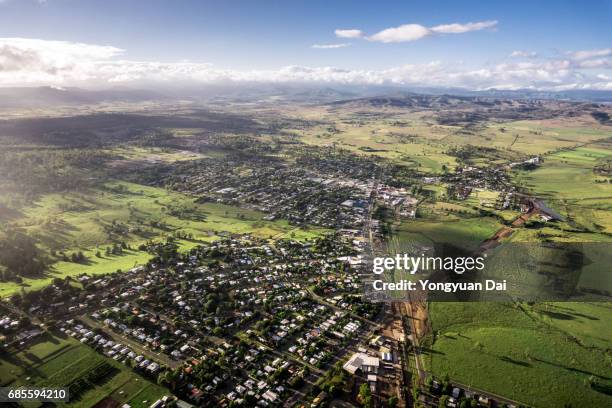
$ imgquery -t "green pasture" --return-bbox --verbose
[427,302,612,408]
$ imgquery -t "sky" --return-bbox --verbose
[0,0,611,90]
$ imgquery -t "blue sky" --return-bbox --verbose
[0,0,611,89]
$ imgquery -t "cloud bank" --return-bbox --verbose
[0,38,610,91]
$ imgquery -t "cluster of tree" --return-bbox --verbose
[594,158,611,176]
[104,220,130,236]
[312,363,350,399]
[446,144,520,166]
[142,239,180,265]
[104,241,129,256]
[358,382,373,408]
[173,230,194,240]
[9,276,80,310]
[0,149,109,197]
[166,203,206,222]
[0,230,46,281]
[591,111,610,125]
[69,251,87,263]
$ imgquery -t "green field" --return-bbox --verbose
[514,146,611,201]
[293,107,611,175]
[1,180,327,298]
[468,119,611,155]
[513,144,612,233]
[426,302,612,408]
[0,331,168,408]
[17,180,326,247]
[391,216,502,252]
[294,109,458,173]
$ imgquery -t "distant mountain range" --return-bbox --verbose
[0,84,610,108]
[0,86,167,108]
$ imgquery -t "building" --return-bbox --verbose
[342,352,380,375]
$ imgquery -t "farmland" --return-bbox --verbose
[391,216,503,252]
[426,302,612,408]
[0,331,167,408]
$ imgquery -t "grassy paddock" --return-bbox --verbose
[427,302,612,408]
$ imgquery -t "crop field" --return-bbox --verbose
[0,331,167,408]
[426,302,612,408]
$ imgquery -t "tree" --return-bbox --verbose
[358,383,373,408]
[388,395,399,408]
[18,316,31,328]
[10,293,22,307]
[0,230,46,279]
[439,395,450,408]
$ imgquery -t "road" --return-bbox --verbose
[80,315,180,369]
[401,301,426,386]
[306,288,382,329]
[448,378,528,407]
[418,370,529,408]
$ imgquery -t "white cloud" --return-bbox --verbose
[334,29,363,39]
[311,43,351,49]
[0,38,123,84]
[368,24,431,43]
[576,58,611,69]
[365,20,497,43]
[510,50,537,58]
[0,38,610,91]
[569,48,612,60]
[430,20,497,34]
[0,38,122,71]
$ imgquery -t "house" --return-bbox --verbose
[380,351,392,362]
[311,391,328,407]
[342,352,380,375]
[262,390,278,403]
